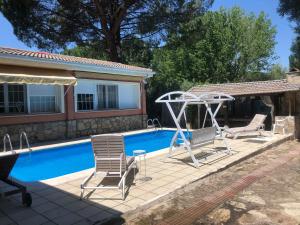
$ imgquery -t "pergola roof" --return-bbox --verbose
[188,79,300,97]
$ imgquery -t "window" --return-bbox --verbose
[27,84,63,114]
[8,85,25,113]
[77,94,94,111]
[97,85,118,110]
[0,84,63,115]
[97,85,106,109]
[0,85,4,113]
[30,96,56,113]
[0,84,26,114]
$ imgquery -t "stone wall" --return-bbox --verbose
[72,114,147,137]
[0,114,147,148]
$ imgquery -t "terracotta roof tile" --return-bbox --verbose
[0,47,152,73]
[188,79,300,96]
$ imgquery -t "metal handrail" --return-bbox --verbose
[153,118,162,130]
[147,119,155,128]
[20,132,31,151]
[147,118,162,130]
[3,134,13,152]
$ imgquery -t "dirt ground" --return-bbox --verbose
[116,140,300,225]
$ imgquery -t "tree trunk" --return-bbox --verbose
[106,28,122,62]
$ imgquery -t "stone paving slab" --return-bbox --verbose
[0,133,292,225]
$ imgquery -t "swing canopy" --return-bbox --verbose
[155,91,234,167]
[155,91,234,133]
[155,91,234,105]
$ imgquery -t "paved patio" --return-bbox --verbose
[0,132,292,225]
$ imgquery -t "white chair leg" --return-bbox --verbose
[272,124,276,135]
[80,188,84,200]
[122,176,126,200]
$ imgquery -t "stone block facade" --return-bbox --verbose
[73,114,147,137]
[0,114,147,147]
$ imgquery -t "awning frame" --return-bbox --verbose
[0,72,77,86]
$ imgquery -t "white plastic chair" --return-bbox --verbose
[273,117,288,135]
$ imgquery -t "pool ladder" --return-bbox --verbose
[20,132,31,151]
[3,134,13,152]
[3,132,31,152]
[147,118,162,130]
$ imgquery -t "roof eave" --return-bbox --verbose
[190,90,299,97]
[0,53,155,78]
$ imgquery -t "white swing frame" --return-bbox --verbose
[155,91,234,167]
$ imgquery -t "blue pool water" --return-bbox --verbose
[10,130,187,182]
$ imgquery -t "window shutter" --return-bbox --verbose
[108,85,118,109]
[97,85,106,109]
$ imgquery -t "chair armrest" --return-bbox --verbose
[275,118,288,125]
[276,119,287,122]
[277,117,288,121]
[119,153,124,173]
[95,157,121,160]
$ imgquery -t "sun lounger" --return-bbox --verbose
[0,150,32,207]
[224,114,267,139]
[80,134,136,200]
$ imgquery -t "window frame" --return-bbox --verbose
[77,93,94,111]
[27,84,64,115]
[29,95,57,113]
[74,79,141,112]
[97,84,119,110]
[0,84,27,114]
[0,84,64,115]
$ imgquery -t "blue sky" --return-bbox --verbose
[0,0,296,67]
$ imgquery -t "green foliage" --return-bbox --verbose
[240,64,286,81]
[278,0,300,69]
[289,37,300,69]
[63,37,153,68]
[121,38,153,67]
[269,64,287,79]
[63,44,108,61]
[278,0,300,24]
[155,7,276,83]
[147,7,277,117]
[0,0,213,62]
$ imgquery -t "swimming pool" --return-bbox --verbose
[10,130,187,182]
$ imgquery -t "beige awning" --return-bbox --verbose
[0,72,77,85]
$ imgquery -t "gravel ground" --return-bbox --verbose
[118,140,300,225]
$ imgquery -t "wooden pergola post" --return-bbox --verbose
[288,92,292,116]
[197,104,200,129]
